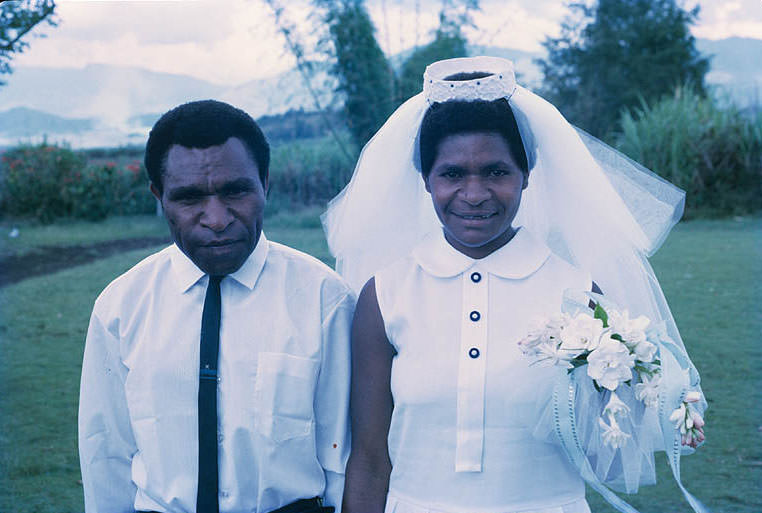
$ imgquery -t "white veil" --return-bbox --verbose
[322,56,687,349]
[322,56,707,512]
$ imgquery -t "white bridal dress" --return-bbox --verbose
[322,57,709,513]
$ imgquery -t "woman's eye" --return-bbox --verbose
[489,168,509,177]
[443,170,461,179]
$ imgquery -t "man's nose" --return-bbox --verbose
[461,177,490,205]
[200,196,234,232]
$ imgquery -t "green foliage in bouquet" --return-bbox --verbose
[616,87,762,217]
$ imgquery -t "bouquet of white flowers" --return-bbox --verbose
[518,301,705,450]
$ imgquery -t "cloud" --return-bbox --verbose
[9,0,762,87]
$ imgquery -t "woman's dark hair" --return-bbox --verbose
[145,99,270,194]
[419,72,528,178]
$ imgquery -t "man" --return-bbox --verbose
[78,100,354,513]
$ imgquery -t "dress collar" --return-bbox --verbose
[169,232,270,292]
[412,227,550,279]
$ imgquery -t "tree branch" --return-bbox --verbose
[0,2,56,52]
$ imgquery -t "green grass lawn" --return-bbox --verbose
[0,215,759,512]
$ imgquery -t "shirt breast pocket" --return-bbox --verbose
[253,352,319,443]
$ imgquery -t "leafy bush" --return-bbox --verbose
[0,143,155,222]
[616,87,762,217]
[267,135,355,213]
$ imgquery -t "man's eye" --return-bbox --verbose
[489,169,509,177]
[223,188,250,198]
[443,170,461,179]
[174,193,203,203]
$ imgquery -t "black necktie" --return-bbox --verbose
[197,275,222,513]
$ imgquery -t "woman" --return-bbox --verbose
[323,57,708,513]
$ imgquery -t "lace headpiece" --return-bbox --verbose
[423,56,517,104]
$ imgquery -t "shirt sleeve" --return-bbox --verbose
[314,291,355,512]
[78,306,138,513]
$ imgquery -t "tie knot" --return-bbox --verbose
[208,275,223,287]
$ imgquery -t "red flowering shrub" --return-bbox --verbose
[0,143,155,222]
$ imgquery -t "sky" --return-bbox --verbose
[8,0,762,86]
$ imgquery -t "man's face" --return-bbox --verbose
[151,137,267,276]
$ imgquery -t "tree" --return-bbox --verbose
[537,0,709,138]
[316,0,397,149]
[0,0,57,85]
[396,2,478,103]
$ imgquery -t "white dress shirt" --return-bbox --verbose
[79,233,354,513]
[375,227,593,513]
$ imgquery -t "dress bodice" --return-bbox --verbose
[375,228,592,513]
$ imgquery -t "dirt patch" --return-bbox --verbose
[0,236,171,288]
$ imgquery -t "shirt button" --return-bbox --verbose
[469,347,480,359]
[470,272,482,283]
[220,490,229,498]
[216,376,222,384]
[469,310,481,322]
[217,433,224,444]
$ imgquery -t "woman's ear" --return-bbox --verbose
[522,172,529,190]
[423,172,432,193]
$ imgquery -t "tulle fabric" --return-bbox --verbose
[322,56,707,508]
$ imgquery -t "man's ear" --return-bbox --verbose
[522,172,529,190]
[150,182,162,202]
[423,173,431,193]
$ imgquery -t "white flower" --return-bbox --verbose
[669,403,688,433]
[684,390,702,403]
[632,339,657,363]
[518,317,552,356]
[608,309,658,363]
[609,309,651,339]
[535,339,576,369]
[559,313,604,354]
[604,391,631,418]
[586,336,636,390]
[599,415,631,449]
[545,313,571,339]
[634,372,661,408]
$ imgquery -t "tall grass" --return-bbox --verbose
[617,87,762,217]
[267,134,356,213]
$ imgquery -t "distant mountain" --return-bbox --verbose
[0,64,225,120]
[0,37,758,147]
[0,107,94,137]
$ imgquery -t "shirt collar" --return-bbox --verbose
[412,226,550,279]
[169,232,270,292]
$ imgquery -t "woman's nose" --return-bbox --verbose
[200,196,234,232]
[461,177,490,204]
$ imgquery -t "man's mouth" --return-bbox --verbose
[204,239,240,247]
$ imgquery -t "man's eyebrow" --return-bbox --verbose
[167,184,206,199]
[220,177,257,190]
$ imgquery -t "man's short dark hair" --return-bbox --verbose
[145,100,270,194]
[418,72,529,178]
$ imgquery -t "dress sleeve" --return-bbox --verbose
[315,291,355,512]
[78,306,138,513]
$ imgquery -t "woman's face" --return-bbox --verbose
[424,132,527,259]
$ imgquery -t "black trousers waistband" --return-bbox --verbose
[137,495,333,513]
